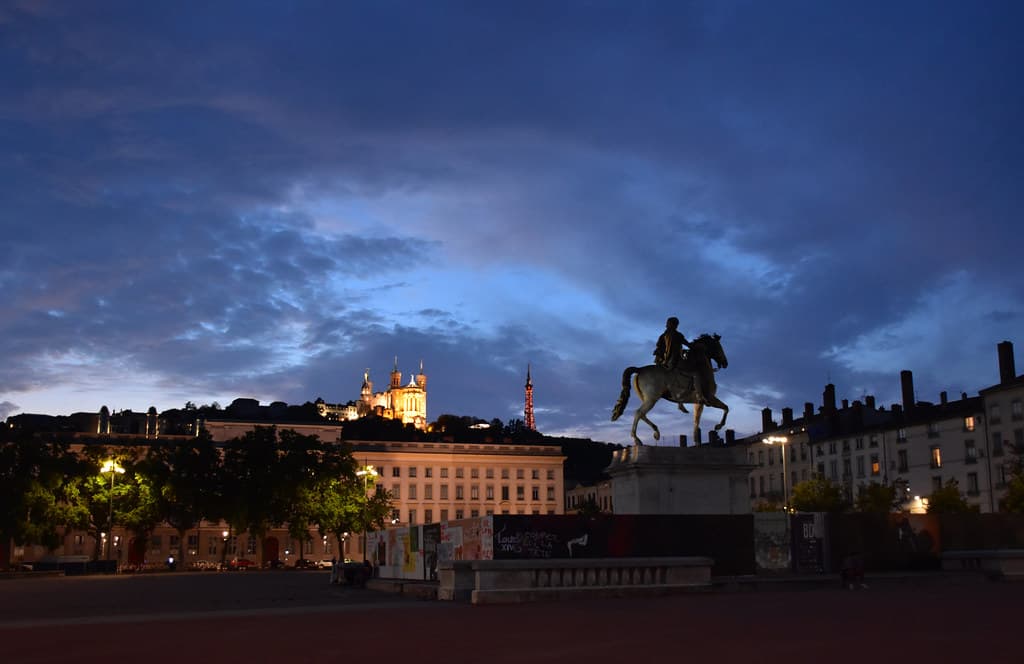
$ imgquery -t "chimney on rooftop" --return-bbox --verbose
[761,407,774,432]
[940,391,948,405]
[865,395,876,410]
[782,407,793,426]
[804,402,815,420]
[998,341,1016,384]
[823,384,837,413]
[900,370,915,412]
[842,399,849,409]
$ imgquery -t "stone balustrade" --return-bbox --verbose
[439,556,713,604]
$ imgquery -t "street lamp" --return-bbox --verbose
[100,459,125,561]
[763,436,789,510]
[221,529,229,568]
[355,464,378,562]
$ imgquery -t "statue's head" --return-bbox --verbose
[666,317,679,329]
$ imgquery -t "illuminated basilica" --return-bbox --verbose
[316,359,427,430]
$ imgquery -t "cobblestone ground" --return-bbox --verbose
[2,572,1018,663]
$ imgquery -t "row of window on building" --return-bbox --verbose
[377,465,557,481]
[388,483,557,502]
[398,506,557,524]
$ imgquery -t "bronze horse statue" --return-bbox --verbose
[611,333,730,445]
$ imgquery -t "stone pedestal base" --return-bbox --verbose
[607,444,754,514]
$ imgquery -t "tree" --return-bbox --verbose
[220,427,287,566]
[313,478,370,555]
[790,476,848,513]
[926,479,976,513]
[277,430,355,559]
[63,447,146,560]
[1000,473,1024,513]
[144,432,222,566]
[576,496,604,518]
[855,482,899,513]
[0,435,76,557]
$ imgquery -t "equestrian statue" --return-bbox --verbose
[611,317,730,445]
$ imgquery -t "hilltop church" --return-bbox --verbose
[316,359,428,430]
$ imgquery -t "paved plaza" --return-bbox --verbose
[1,571,1018,663]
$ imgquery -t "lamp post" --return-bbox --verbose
[763,436,789,510]
[355,464,378,563]
[221,529,229,568]
[100,459,125,561]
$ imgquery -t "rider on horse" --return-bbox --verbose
[654,316,690,370]
[653,317,706,408]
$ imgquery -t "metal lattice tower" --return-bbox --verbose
[524,364,535,430]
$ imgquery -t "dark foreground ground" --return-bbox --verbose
[1,571,1017,663]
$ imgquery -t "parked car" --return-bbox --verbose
[293,558,317,569]
[315,559,334,570]
[227,558,255,570]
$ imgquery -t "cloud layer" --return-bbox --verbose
[2,1,1022,441]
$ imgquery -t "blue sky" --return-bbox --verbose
[2,0,1022,442]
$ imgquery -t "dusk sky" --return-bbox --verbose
[2,1,1022,443]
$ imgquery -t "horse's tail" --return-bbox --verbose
[611,367,640,421]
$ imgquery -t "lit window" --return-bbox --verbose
[930,446,942,469]
[964,416,975,432]
[870,454,880,476]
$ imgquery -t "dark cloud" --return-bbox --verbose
[1,1,1021,440]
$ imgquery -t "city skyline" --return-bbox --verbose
[2,2,1022,442]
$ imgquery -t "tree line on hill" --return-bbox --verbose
[0,427,393,564]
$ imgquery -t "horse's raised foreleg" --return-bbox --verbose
[705,395,730,431]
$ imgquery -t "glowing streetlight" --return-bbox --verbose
[100,459,125,562]
[355,464,378,562]
[762,436,789,510]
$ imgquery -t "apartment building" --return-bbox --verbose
[744,341,1021,513]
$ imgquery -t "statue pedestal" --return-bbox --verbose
[607,444,754,515]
